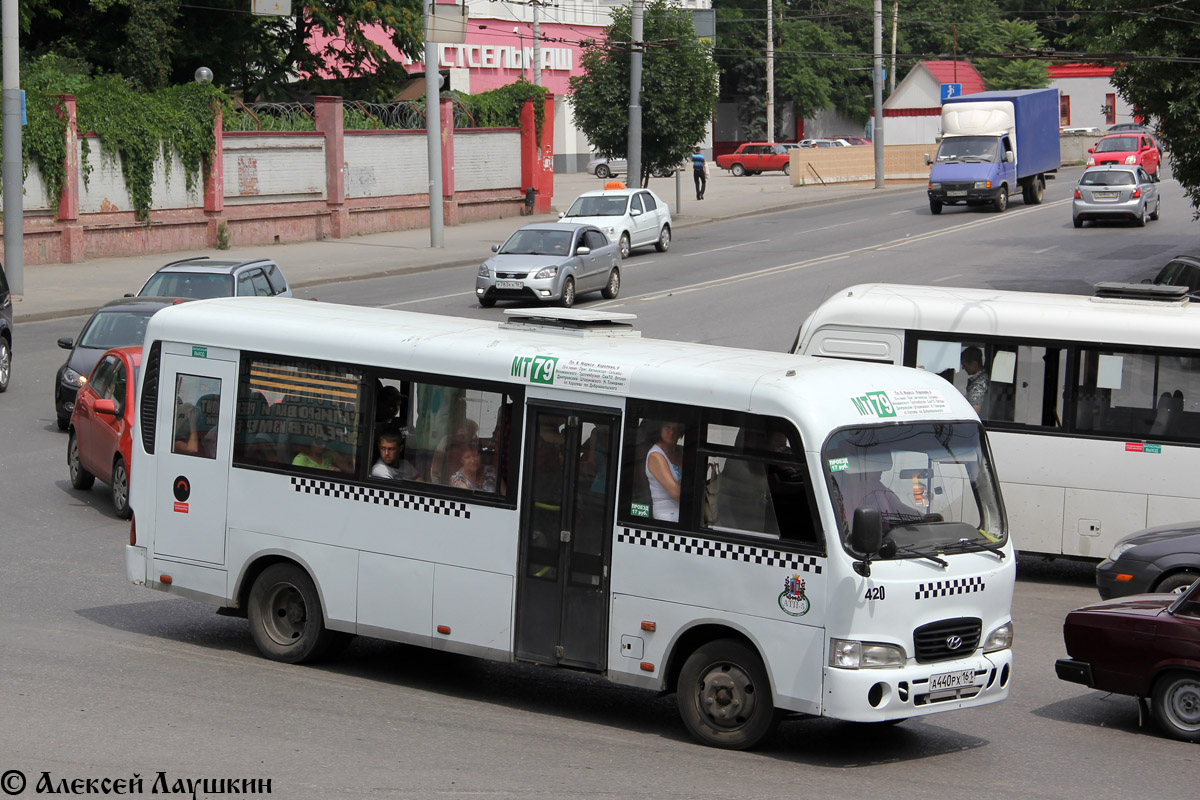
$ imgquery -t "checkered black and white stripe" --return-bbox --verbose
[618,527,823,573]
[914,576,985,599]
[291,477,471,519]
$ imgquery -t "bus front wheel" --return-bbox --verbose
[677,638,777,749]
[248,563,340,663]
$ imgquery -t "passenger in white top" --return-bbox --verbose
[645,421,684,522]
[371,429,420,481]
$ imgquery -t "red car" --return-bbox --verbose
[67,346,141,518]
[1087,132,1161,177]
[715,143,793,177]
[1055,579,1200,742]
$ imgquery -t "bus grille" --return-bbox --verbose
[913,617,981,663]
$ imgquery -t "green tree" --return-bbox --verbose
[21,0,424,99]
[973,19,1049,90]
[1067,0,1200,214]
[568,0,718,186]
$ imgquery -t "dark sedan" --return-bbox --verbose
[1096,521,1200,599]
[54,297,184,430]
[1056,579,1200,742]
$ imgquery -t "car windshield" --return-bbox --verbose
[823,422,1006,557]
[499,229,574,256]
[936,136,999,163]
[78,310,153,350]
[564,196,629,217]
[1080,171,1136,186]
[140,271,234,299]
[1095,137,1139,153]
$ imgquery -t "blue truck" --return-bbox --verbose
[926,88,1060,214]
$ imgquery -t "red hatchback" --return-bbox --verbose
[67,346,141,518]
[1056,579,1200,742]
[1087,132,1161,177]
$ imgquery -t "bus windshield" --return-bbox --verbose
[935,136,1000,163]
[823,422,1005,557]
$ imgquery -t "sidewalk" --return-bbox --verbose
[10,171,924,323]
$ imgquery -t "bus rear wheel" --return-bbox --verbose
[677,638,777,749]
[248,563,340,663]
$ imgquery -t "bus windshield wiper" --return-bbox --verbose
[882,540,948,568]
[949,538,1006,560]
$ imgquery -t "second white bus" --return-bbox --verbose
[794,282,1200,563]
[127,299,1015,749]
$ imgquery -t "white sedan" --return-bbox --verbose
[558,187,672,258]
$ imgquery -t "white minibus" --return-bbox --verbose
[127,299,1014,749]
[794,282,1200,564]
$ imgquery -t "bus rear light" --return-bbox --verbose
[641,621,656,632]
[639,662,655,672]
[436,625,451,635]
[160,575,172,584]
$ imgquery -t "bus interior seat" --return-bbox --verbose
[1149,392,1182,437]
[987,383,1015,422]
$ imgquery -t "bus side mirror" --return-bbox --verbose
[851,507,884,577]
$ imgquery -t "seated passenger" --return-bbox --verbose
[450,442,497,492]
[292,439,338,471]
[371,429,420,481]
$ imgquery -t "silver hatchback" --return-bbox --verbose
[475,223,621,308]
[1072,165,1160,228]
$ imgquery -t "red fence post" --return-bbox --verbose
[315,96,347,237]
[52,95,84,262]
[519,96,555,213]
[204,106,224,213]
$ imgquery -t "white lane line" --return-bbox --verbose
[380,290,474,308]
[889,209,911,216]
[688,239,771,256]
[790,219,867,235]
[1033,246,1058,254]
[601,197,1074,306]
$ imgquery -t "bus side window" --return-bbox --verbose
[407,382,511,494]
[620,401,696,526]
[173,373,222,459]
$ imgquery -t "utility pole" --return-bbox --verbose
[533,1,542,86]
[425,0,444,247]
[3,0,24,293]
[873,0,884,189]
[890,1,898,95]
[627,0,644,187]
[514,27,526,81]
[766,0,774,143]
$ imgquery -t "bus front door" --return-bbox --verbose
[516,407,618,670]
[152,350,238,565]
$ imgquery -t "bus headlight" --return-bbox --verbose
[983,622,1013,653]
[974,181,991,189]
[829,638,906,669]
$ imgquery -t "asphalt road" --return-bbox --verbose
[2,176,1197,799]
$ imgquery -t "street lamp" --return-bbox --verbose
[194,66,213,84]
[513,27,526,81]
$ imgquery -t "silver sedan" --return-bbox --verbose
[475,223,621,308]
[1072,164,1160,228]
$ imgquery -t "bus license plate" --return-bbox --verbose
[496,280,523,290]
[1094,192,1118,200]
[929,669,976,691]
[946,190,967,197]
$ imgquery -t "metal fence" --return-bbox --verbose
[226,99,479,132]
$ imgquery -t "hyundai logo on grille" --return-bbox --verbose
[945,635,964,650]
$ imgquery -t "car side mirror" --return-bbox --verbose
[94,399,118,416]
[123,292,134,298]
[1004,150,1014,163]
[557,212,566,219]
[923,153,931,166]
[575,246,591,255]
[491,244,500,253]
[57,337,74,350]
[1087,148,1095,154]
[630,208,642,217]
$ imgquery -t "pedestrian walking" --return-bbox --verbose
[692,147,707,200]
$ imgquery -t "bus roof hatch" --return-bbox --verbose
[500,308,641,338]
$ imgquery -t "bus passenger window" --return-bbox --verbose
[620,402,696,526]
[173,374,222,459]
[407,382,510,493]
[701,414,815,542]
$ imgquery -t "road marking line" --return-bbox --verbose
[688,239,771,256]
[933,274,964,283]
[380,291,473,308]
[1033,246,1058,254]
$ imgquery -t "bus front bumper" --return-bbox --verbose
[822,649,1013,721]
